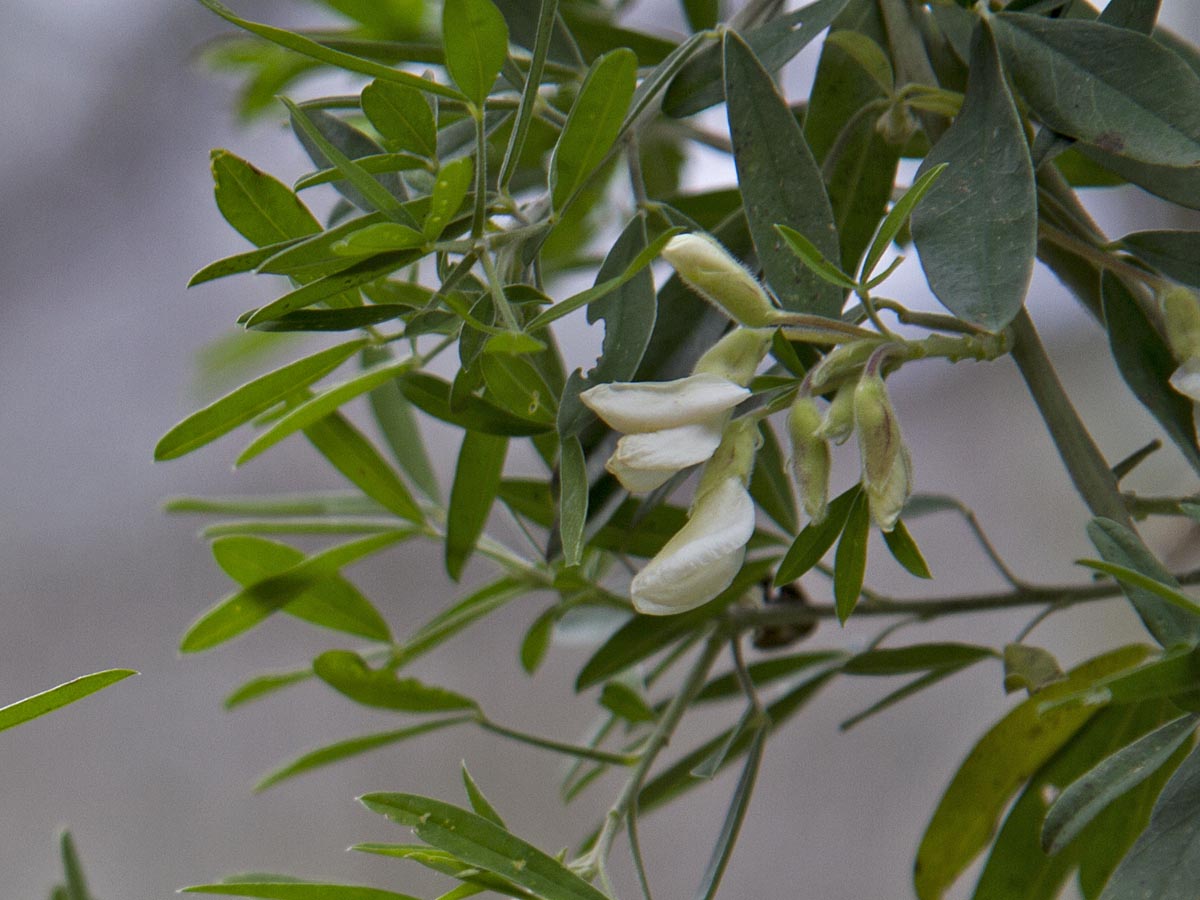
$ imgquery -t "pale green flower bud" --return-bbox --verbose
[853,372,902,488]
[693,327,773,386]
[1162,285,1200,364]
[867,445,912,532]
[696,417,761,501]
[816,382,856,445]
[875,102,917,147]
[663,233,782,327]
[787,396,831,524]
[808,340,880,391]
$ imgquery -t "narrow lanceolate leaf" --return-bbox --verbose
[833,491,869,624]
[224,668,313,710]
[775,485,861,586]
[442,0,509,106]
[255,717,473,791]
[236,356,415,465]
[392,578,526,670]
[1043,712,1198,855]
[424,157,474,240]
[179,532,408,653]
[912,22,1035,332]
[194,0,466,100]
[0,669,135,734]
[314,650,479,712]
[361,80,438,159]
[1119,230,1200,287]
[210,535,393,645]
[724,31,841,316]
[445,432,508,580]
[154,340,366,461]
[992,12,1200,167]
[1086,517,1200,649]
[1101,273,1200,476]
[913,644,1150,900]
[881,520,931,579]
[774,226,858,290]
[60,831,91,900]
[461,764,507,828]
[1099,743,1200,898]
[304,412,425,522]
[860,164,946,285]
[189,240,304,287]
[694,724,767,900]
[843,643,996,676]
[182,883,419,899]
[550,49,638,211]
[361,794,611,900]
[364,347,441,503]
[210,150,320,247]
[558,435,587,567]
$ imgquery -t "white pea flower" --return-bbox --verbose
[630,421,760,615]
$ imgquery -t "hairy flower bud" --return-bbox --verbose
[853,372,902,488]
[662,233,782,327]
[787,396,831,523]
[1162,285,1200,364]
[816,382,856,445]
[693,327,773,386]
[867,445,911,532]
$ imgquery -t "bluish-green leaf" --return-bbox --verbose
[443,0,509,106]
[315,650,479,712]
[725,30,840,315]
[0,669,136,734]
[445,431,508,580]
[550,49,638,211]
[155,340,366,461]
[912,22,1036,331]
[1119,230,1200,288]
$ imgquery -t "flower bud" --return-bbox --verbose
[816,382,855,445]
[1161,285,1200,364]
[853,372,902,488]
[875,102,917,146]
[696,417,761,501]
[693,327,772,386]
[663,233,782,327]
[867,445,911,532]
[787,396,831,523]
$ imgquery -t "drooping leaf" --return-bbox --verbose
[992,12,1200,167]
[0,669,136,734]
[881,519,932,579]
[693,724,767,900]
[913,644,1150,899]
[210,149,321,247]
[833,490,870,623]
[154,340,367,461]
[775,485,861,585]
[912,21,1036,331]
[724,31,841,316]
[550,49,638,211]
[445,431,508,580]
[361,794,611,900]
[315,650,479,712]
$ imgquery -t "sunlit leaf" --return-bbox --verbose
[0,669,135,734]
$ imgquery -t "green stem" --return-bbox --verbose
[478,716,639,766]
[1008,309,1133,528]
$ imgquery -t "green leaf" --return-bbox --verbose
[992,12,1200,167]
[392,578,526,670]
[166,492,384,517]
[774,225,858,290]
[189,240,305,287]
[681,0,717,32]
[696,651,845,702]
[860,163,945,284]
[775,485,861,585]
[550,49,638,211]
[824,29,893,93]
[725,31,841,316]
[250,306,410,333]
[694,724,767,900]
[1099,0,1163,33]
[361,794,611,900]
[446,431,508,580]
[256,718,473,791]
[1100,273,1200,476]
[0,669,135,734]
[155,340,366,461]
[843,642,996,676]
[599,681,656,724]
[195,0,466,100]
[913,644,1151,900]
[304,412,425,522]
[182,884,418,899]
[331,223,425,256]
[443,0,509,106]
[1003,643,1066,695]
[1043,712,1197,855]
[1096,744,1200,898]
[461,763,507,828]
[361,80,438,159]
[833,491,869,623]
[519,608,557,674]
[350,844,525,897]
[663,0,850,117]
[880,519,931,579]
[747,420,797,536]
[558,435,587,567]
[315,650,479,712]
[236,356,416,465]
[1086,517,1200,648]
[840,667,977,732]
[1081,143,1200,211]
[210,150,321,247]
[60,832,91,900]
[424,157,474,239]
[179,532,407,652]
[401,372,556,436]
[1119,230,1200,288]
[912,21,1036,331]
[224,667,313,710]
[480,354,556,425]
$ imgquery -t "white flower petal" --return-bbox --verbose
[579,373,749,433]
[1171,360,1200,403]
[606,455,677,493]
[630,477,756,615]
[612,421,725,470]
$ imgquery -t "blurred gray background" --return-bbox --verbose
[1,1,1198,897]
